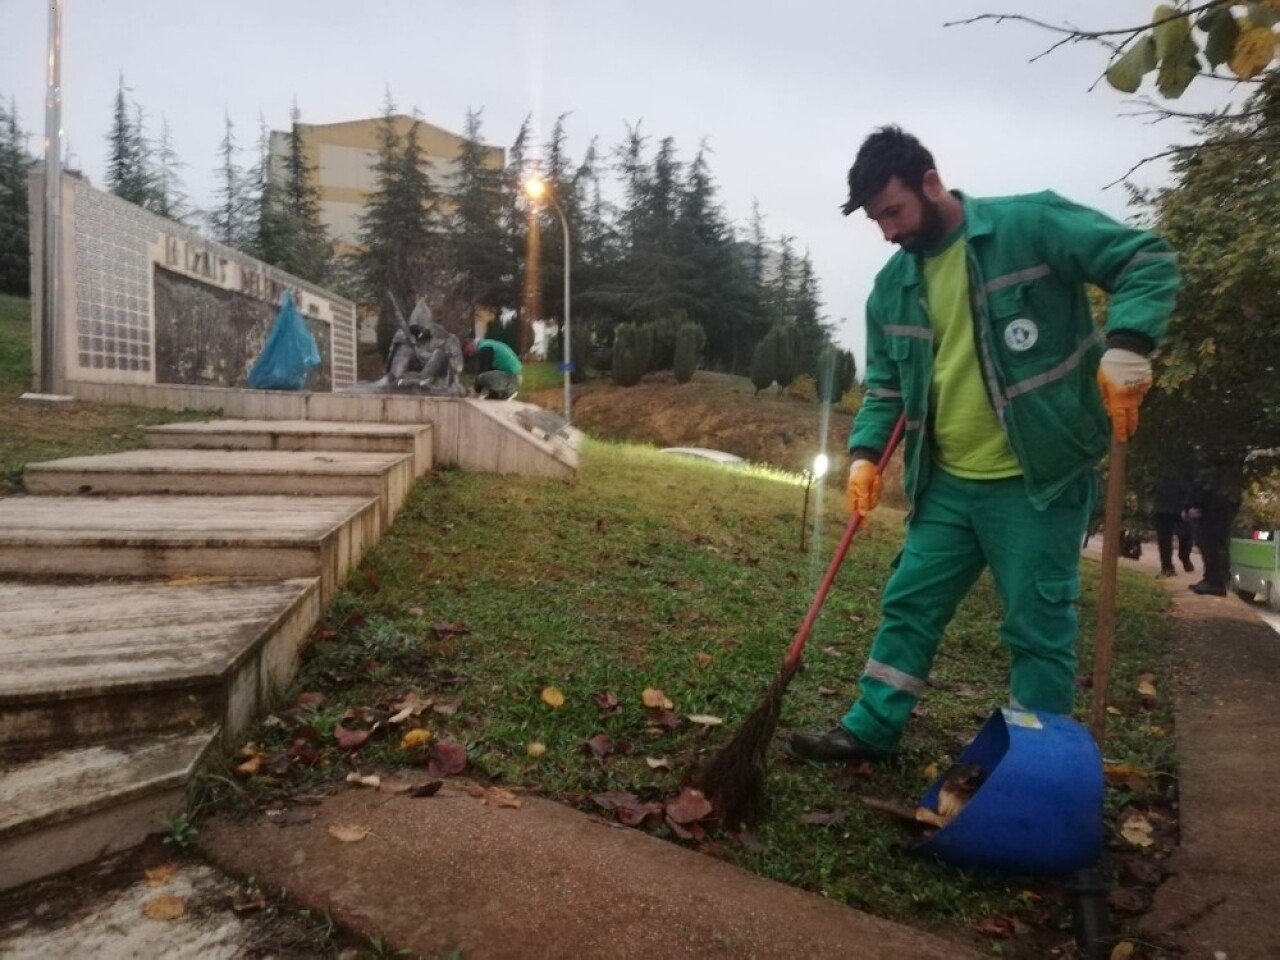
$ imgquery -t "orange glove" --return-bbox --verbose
[1097,348,1152,442]
[847,459,882,517]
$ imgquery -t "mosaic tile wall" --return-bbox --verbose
[72,180,157,373]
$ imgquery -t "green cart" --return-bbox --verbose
[1230,526,1280,611]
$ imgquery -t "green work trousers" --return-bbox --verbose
[841,468,1096,753]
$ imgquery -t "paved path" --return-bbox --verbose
[201,786,978,960]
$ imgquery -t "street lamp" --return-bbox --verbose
[524,176,572,423]
[801,453,830,551]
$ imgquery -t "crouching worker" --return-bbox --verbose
[785,126,1179,765]
[463,337,523,399]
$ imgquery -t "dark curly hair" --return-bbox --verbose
[841,126,936,216]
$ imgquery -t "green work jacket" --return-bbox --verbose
[849,191,1180,510]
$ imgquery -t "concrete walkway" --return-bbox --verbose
[202,786,978,960]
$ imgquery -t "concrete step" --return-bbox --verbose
[0,495,378,603]
[0,728,217,891]
[24,449,415,532]
[145,419,433,477]
[0,578,320,762]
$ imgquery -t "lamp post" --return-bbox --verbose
[801,453,830,551]
[524,176,572,423]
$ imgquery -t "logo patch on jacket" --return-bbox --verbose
[1003,318,1039,352]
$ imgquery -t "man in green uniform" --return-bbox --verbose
[463,337,523,399]
[787,127,1180,763]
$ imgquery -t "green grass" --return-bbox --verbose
[218,438,1173,951]
[518,359,563,392]
[0,295,211,491]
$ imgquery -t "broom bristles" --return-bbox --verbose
[690,659,801,829]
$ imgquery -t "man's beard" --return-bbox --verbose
[897,194,947,254]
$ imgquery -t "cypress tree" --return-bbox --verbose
[750,327,777,396]
[673,320,704,383]
[104,75,152,207]
[774,321,800,391]
[0,97,32,296]
[611,322,643,386]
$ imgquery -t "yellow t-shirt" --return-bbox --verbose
[923,230,1021,478]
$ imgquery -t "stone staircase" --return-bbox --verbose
[0,419,433,891]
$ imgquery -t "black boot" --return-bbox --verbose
[784,725,888,763]
[1190,580,1226,596]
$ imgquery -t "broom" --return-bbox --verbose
[692,412,908,828]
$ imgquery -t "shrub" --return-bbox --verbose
[611,323,647,386]
[673,321,705,384]
[835,386,864,417]
[774,322,800,391]
[786,373,817,402]
[816,345,857,404]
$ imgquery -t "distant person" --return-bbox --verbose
[1186,457,1241,597]
[785,126,1180,765]
[464,337,523,399]
[1152,464,1194,578]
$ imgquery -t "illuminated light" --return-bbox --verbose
[524,177,547,200]
[812,454,830,480]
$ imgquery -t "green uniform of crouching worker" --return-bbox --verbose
[786,127,1180,764]
[464,338,523,399]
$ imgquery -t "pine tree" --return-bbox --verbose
[256,101,331,283]
[150,116,190,222]
[0,97,32,296]
[357,97,440,357]
[792,251,831,375]
[104,75,152,207]
[447,108,507,330]
[207,112,254,251]
[504,114,533,351]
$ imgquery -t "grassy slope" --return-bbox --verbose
[223,439,1172,952]
[0,295,208,491]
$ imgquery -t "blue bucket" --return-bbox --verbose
[916,708,1103,874]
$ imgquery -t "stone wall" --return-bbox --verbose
[28,173,356,393]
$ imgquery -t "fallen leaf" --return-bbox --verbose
[584,733,615,758]
[649,709,681,730]
[1107,706,1124,716]
[427,740,468,777]
[616,799,665,827]
[466,784,486,798]
[592,791,639,811]
[665,814,706,840]
[334,725,370,751]
[235,754,263,778]
[142,894,186,921]
[592,690,621,713]
[432,621,470,638]
[973,916,1014,938]
[238,741,261,758]
[820,645,843,657]
[817,685,838,697]
[327,824,372,843]
[1137,680,1158,699]
[695,653,714,668]
[432,699,462,716]
[665,788,713,824]
[400,728,432,750]
[799,807,847,826]
[642,688,674,710]
[484,787,523,808]
[541,687,566,709]
[145,863,176,886]
[389,692,433,723]
[407,606,425,617]
[644,756,672,770]
[1103,762,1148,791]
[344,772,381,789]
[686,714,723,726]
[1111,941,1136,960]
[409,779,444,798]
[1120,815,1155,848]
[922,762,940,781]
[295,692,325,710]
[526,741,547,757]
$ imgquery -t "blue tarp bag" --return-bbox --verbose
[247,290,321,390]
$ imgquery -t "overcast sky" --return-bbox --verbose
[1,1,1225,372]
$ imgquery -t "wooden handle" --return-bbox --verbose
[1090,435,1126,748]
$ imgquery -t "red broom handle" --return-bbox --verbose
[783,412,908,670]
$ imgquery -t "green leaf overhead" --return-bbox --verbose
[1106,35,1159,93]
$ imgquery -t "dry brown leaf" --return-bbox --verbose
[584,733,615,758]
[695,653,714,668]
[541,687,566,709]
[334,725,370,750]
[1103,762,1148,792]
[235,754,263,778]
[142,894,186,921]
[1106,706,1124,717]
[327,824,371,843]
[922,762,940,781]
[295,692,325,710]
[389,692,433,724]
[344,772,381,789]
[665,787,713,824]
[641,688,674,710]
[1120,815,1154,848]
[1110,941,1136,960]
[484,787,523,808]
[400,728,432,750]
[526,741,547,757]
[427,740,468,777]
[686,714,723,726]
[644,756,672,770]
[145,863,176,887]
[1137,680,1158,699]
